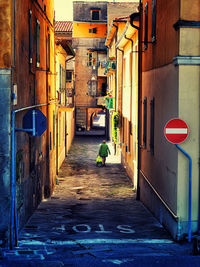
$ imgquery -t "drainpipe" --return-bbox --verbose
[11,111,16,249]
[130,7,141,200]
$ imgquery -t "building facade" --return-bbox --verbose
[55,21,75,171]
[73,1,107,134]
[0,0,56,248]
[105,2,139,185]
[139,0,200,239]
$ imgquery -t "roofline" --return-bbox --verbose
[73,20,107,24]
[105,20,127,47]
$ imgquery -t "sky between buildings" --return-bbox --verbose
[54,0,137,21]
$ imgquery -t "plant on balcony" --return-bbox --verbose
[112,112,119,144]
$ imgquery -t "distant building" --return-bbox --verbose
[105,2,139,184]
[0,0,56,248]
[73,1,108,134]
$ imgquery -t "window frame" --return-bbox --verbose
[150,97,155,154]
[143,97,147,148]
[66,71,72,82]
[91,10,100,21]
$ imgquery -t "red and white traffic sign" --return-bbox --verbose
[164,118,189,144]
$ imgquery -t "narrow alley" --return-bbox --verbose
[1,137,199,266]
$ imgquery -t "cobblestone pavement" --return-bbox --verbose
[1,136,200,266]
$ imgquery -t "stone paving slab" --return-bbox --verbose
[0,137,199,266]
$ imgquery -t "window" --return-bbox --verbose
[152,0,156,42]
[59,64,61,91]
[88,80,97,96]
[66,71,72,82]
[53,111,55,149]
[47,34,50,71]
[88,52,97,66]
[36,19,40,67]
[88,52,92,66]
[143,97,147,147]
[89,28,97,34]
[128,121,132,153]
[92,10,100,20]
[50,132,52,150]
[122,117,125,144]
[144,2,148,49]
[29,10,33,64]
[150,97,155,154]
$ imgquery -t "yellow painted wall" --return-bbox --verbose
[119,27,139,185]
[66,110,75,153]
[73,22,107,38]
[56,44,67,169]
[180,0,200,21]
[140,0,200,239]
[177,65,200,223]
[180,28,200,56]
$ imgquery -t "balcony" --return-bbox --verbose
[96,96,114,109]
[104,58,116,75]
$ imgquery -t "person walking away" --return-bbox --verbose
[98,140,111,166]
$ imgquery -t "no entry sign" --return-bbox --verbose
[164,118,189,144]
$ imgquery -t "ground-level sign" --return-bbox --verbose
[164,118,189,144]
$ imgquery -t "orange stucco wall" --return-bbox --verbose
[0,0,11,68]
[73,22,107,38]
[142,0,179,71]
[12,0,56,226]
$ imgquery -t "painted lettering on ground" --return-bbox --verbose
[72,224,135,234]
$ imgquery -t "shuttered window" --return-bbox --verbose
[122,117,125,144]
[150,97,155,154]
[53,111,55,148]
[36,20,40,67]
[29,10,33,64]
[152,0,156,42]
[144,2,148,49]
[128,121,132,153]
[47,34,50,71]
[143,97,147,147]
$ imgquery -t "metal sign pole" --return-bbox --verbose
[176,144,192,242]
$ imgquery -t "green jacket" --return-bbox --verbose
[99,143,110,158]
